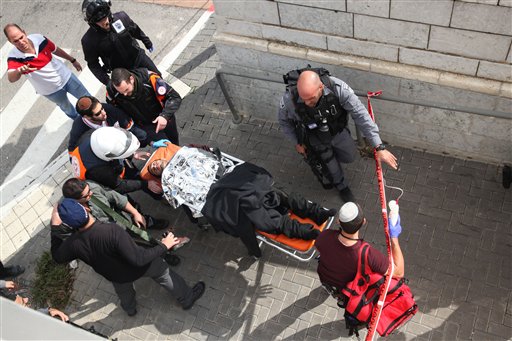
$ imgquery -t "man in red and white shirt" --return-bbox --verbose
[4,23,91,119]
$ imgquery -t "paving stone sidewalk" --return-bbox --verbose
[1,14,511,341]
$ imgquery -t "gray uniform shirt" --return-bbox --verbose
[277,76,383,147]
[87,181,130,222]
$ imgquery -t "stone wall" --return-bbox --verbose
[212,0,512,164]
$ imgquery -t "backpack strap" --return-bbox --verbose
[359,242,371,283]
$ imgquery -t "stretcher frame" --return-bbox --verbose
[213,151,334,262]
[219,151,335,262]
[256,215,334,262]
[157,148,334,261]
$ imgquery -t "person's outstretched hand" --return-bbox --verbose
[388,215,402,238]
[152,139,170,148]
[49,307,69,322]
[377,149,398,170]
[153,116,168,133]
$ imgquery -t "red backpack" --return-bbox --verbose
[341,242,418,337]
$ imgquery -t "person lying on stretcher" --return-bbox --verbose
[141,140,337,257]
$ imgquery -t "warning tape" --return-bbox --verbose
[365,91,395,341]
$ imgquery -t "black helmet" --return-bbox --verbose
[82,0,112,23]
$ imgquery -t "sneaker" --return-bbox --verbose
[183,281,206,310]
[172,236,190,251]
[339,187,356,203]
[126,308,137,317]
[164,253,181,266]
[147,217,169,230]
[0,265,25,279]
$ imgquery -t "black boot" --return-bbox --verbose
[278,216,319,240]
[339,187,356,203]
[287,192,336,225]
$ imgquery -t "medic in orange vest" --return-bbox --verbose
[106,67,182,146]
[69,126,155,194]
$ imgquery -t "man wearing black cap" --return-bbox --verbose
[315,202,404,292]
[51,198,205,316]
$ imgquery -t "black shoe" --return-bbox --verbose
[302,226,320,240]
[313,208,337,225]
[339,187,356,203]
[164,253,181,266]
[127,308,137,317]
[183,281,206,310]
[0,265,25,279]
[147,217,169,230]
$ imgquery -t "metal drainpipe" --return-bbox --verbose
[215,71,243,124]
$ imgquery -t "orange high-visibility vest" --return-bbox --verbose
[69,145,126,180]
[140,142,181,182]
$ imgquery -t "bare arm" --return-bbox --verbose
[7,65,36,83]
[53,47,83,71]
[7,69,22,83]
[390,238,404,278]
[123,201,146,228]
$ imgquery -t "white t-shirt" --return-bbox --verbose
[7,34,71,95]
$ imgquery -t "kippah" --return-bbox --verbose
[77,96,93,111]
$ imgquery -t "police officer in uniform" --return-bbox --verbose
[278,69,398,202]
[107,67,181,145]
[81,0,159,85]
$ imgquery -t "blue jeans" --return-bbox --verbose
[44,73,90,119]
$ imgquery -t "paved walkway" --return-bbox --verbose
[1,14,511,340]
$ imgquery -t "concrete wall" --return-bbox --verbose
[212,0,512,164]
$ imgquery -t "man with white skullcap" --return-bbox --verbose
[315,202,404,292]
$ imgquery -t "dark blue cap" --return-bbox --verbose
[58,198,89,229]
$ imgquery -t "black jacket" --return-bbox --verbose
[72,130,146,194]
[51,221,166,283]
[201,163,281,256]
[81,11,153,85]
[106,68,182,125]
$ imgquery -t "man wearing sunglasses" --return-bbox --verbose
[68,95,149,151]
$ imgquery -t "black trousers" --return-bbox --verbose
[134,51,161,77]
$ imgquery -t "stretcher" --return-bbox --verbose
[256,213,334,262]
[143,143,333,261]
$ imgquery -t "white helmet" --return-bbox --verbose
[90,127,140,161]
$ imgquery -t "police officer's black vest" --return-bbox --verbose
[284,67,348,138]
[91,12,142,71]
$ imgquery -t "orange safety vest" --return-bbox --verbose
[69,146,126,180]
[140,142,181,182]
[149,72,166,107]
[69,147,87,180]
